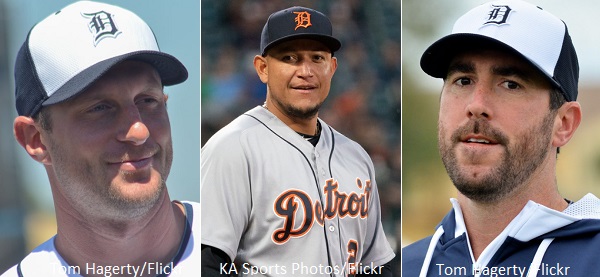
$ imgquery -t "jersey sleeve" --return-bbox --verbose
[0,265,18,277]
[201,131,252,261]
[201,245,233,277]
[359,155,396,266]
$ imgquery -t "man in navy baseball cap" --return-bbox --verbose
[201,5,395,277]
[4,1,199,275]
[403,1,600,276]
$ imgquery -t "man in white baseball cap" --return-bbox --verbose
[403,1,600,276]
[2,1,199,276]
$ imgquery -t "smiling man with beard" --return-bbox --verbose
[2,1,199,276]
[201,6,395,277]
[403,1,600,276]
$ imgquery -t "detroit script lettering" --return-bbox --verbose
[272,178,371,244]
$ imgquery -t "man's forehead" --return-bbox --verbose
[448,49,541,75]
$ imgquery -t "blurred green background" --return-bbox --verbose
[402,0,600,246]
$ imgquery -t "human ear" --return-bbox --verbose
[253,55,268,84]
[552,102,582,148]
[330,56,338,75]
[13,116,51,164]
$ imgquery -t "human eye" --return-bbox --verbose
[313,54,325,62]
[453,77,472,86]
[136,96,162,108]
[139,97,159,104]
[281,54,297,63]
[500,80,521,90]
[87,103,112,113]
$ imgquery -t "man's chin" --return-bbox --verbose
[452,176,514,203]
[284,103,321,120]
[108,176,165,210]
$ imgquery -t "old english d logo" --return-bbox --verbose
[485,5,512,25]
[293,11,312,30]
[82,11,122,46]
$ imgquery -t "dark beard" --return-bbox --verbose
[273,96,322,120]
[438,112,555,203]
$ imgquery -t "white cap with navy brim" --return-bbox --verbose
[15,0,188,116]
[420,0,578,102]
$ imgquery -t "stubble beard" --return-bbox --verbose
[438,112,555,204]
[275,97,321,120]
[48,137,173,221]
[268,89,323,120]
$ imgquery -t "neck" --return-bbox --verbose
[456,159,568,260]
[54,190,185,275]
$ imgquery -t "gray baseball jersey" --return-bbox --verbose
[201,106,395,276]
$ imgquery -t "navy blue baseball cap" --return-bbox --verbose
[260,6,341,56]
[14,1,188,117]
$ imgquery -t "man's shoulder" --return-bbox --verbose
[202,107,272,150]
[0,265,18,277]
[2,236,74,277]
[180,200,200,210]
[402,235,433,271]
[320,120,371,157]
[172,201,201,275]
[179,200,200,232]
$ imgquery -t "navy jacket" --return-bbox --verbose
[403,194,600,277]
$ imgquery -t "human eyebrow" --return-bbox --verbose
[66,91,103,106]
[446,61,475,78]
[491,65,534,82]
[141,83,164,94]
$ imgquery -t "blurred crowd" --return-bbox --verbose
[201,0,401,255]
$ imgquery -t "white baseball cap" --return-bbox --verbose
[420,0,578,101]
[15,1,188,116]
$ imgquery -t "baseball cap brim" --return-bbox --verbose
[420,33,563,90]
[42,51,188,106]
[262,34,341,56]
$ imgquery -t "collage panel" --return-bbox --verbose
[201,0,400,276]
[0,0,199,275]
[402,0,600,276]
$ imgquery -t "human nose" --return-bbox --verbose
[297,61,314,78]
[117,107,150,146]
[466,83,492,119]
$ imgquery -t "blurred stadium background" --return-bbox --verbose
[201,0,401,273]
